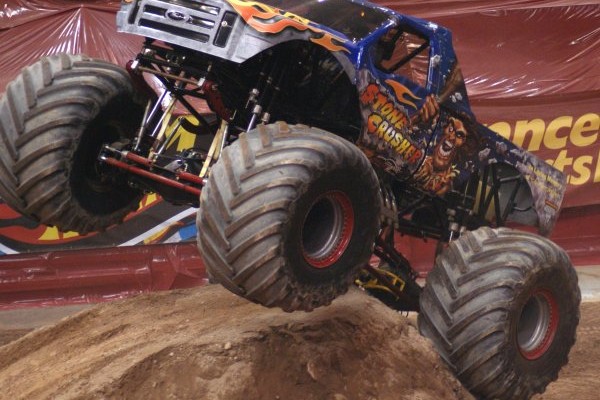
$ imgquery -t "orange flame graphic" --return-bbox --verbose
[227,0,349,53]
[385,79,422,110]
[309,35,348,53]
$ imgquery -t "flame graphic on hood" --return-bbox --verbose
[226,0,349,53]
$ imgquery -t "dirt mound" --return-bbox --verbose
[0,285,473,400]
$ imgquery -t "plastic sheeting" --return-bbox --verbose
[381,1,600,99]
[435,5,599,99]
[0,1,140,91]
[0,242,206,309]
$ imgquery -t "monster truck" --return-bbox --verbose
[0,0,579,398]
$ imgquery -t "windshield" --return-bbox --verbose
[258,0,390,40]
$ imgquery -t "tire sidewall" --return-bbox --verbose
[283,166,379,285]
[508,264,579,380]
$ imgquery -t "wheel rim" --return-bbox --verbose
[517,288,559,360]
[301,191,354,269]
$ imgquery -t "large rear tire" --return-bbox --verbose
[197,122,381,311]
[418,227,580,400]
[0,54,145,233]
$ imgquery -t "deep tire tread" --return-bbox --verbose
[200,208,231,251]
[419,226,580,400]
[238,157,314,182]
[229,177,298,209]
[223,199,290,236]
[198,122,381,312]
[233,245,279,285]
[225,222,282,264]
[0,53,143,231]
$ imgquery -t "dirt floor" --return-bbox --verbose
[0,285,597,400]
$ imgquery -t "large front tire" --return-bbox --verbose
[418,227,580,400]
[197,122,381,311]
[0,54,145,234]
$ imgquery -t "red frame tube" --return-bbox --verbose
[103,157,202,197]
[121,152,206,186]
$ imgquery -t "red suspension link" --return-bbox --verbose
[121,152,205,186]
[102,156,202,197]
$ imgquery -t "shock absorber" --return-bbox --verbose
[245,53,289,131]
